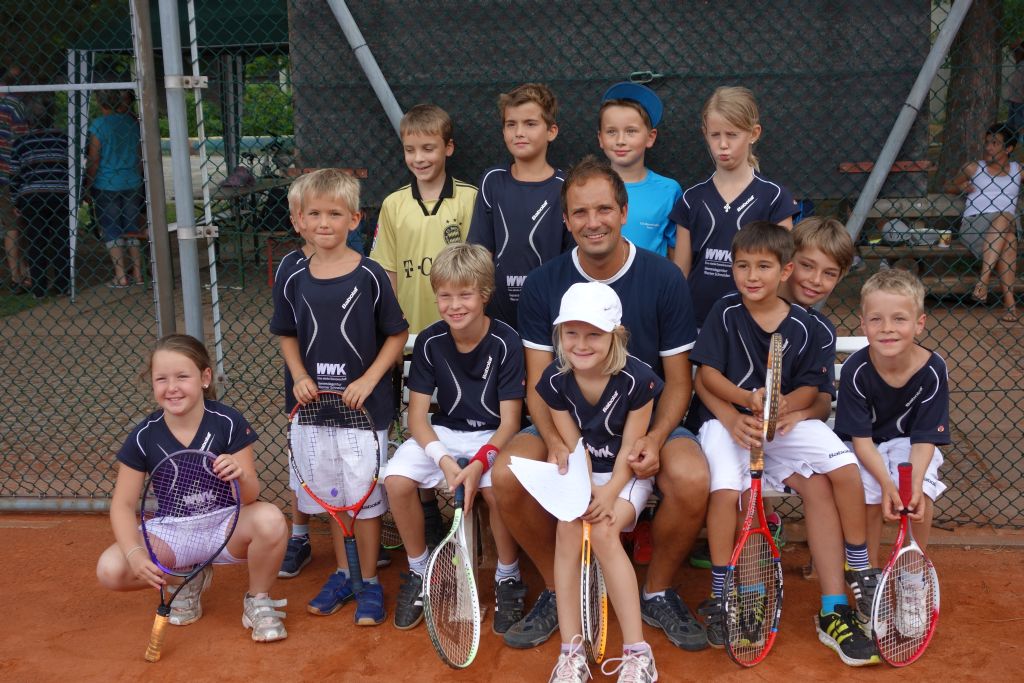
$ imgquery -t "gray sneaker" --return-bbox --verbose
[641,588,708,651]
[503,589,558,649]
[493,577,527,635]
[169,566,213,626]
[600,648,658,682]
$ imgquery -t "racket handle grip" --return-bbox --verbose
[144,613,169,662]
[455,457,469,508]
[897,462,912,508]
[344,537,364,592]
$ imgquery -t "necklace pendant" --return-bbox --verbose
[724,202,731,212]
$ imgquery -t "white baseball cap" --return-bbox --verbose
[553,282,623,332]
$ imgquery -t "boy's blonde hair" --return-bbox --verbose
[301,168,361,213]
[400,104,454,144]
[498,83,558,127]
[287,172,310,217]
[860,269,926,315]
[553,323,630,376]
[429,243,495,302]
[793,216,856,276]
[702,86,761,171]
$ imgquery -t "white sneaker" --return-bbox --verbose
[549,635,591,683]
[601,648,658,683]
[895,574,927,639]
[242,594,289,642]
[169,566,213,626]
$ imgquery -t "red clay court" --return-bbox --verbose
[0,514,1015,681]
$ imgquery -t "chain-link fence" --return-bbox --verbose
[1,0,1022,529]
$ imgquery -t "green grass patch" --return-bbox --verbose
[0,292,41,318]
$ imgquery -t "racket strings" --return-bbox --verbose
[727,533,781,664]
[874,550,939,663]
[581,546,607,662]
[426,539,477,665]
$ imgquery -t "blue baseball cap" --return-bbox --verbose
[601,82,664,128]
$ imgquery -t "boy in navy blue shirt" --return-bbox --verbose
[468,83,574,330]
[270,169,409,625]
[691,222,876,664]
[383,242,527,635]
[835,269,949,640]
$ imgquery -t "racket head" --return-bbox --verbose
[724,479,783,667]
[764,333,783,442]
[580,523,608,664]
[287,391,381,531]
[140,449,241,576]
[423,506,481,668]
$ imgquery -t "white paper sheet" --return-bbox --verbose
[508,439,590,521]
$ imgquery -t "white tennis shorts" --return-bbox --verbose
[382,426,496,489]
[290,423,389,519]
[142,506,242,570]
[699,418,858,493]
[854,437,947,504]
[590,470,654,532]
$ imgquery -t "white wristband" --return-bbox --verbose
[424,440,448,466]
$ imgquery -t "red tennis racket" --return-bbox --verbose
[871,462,940,666]
[288,391,382,599]
[723,332,784,667]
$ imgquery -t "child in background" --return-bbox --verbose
[691,222,878,666]
[598,82,682,261]
[384,243,527,635]
[669,86,799,327]
[468,83,574,331]
[270,169,409,625]
[371,104,478,334]
[835,269,949,638]
[539,282,661,683]
[96,334,289,642]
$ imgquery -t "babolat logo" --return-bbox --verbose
[735,196,755,213]
[482,355,493,380]
[586,443,614,459]
[317,362,347,376]
[905,387,923,407]
[531,200,549,221]
[342,286,359,310]
[705,248,732,263]
[183,488,216,511]
[602,390,620,413]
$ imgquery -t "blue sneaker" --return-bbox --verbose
[278,535,312,578]
[307,571,354,615]
[354,583,386,626]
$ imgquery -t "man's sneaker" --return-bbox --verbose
[278,534,312,578]
[766,512,786,549]
[816,604,881,666]
[600,648,658,682]
[354,583,386,626]
[169,566,213,626]
[697,596,726,649]
[307,571,354,615]
[895,574,928,638]
[641,588,708,651]
[422,499,444,550]
[844,566,881,624]
[548,635,591,683]
[631,520,653,565]
[504,589,558,648]
[688,541,711,570]
[493,577,528,635]
[242,594,288,642]
[393,571,424,630]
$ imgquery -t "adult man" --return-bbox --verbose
[0,65,30,292]
[491,155,711,652]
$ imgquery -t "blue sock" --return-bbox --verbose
[844,542,869,571]
[495,559,521,582]
[291,524,309,537]
[408,550,429,577]
[711,566,727,599]
[821,594,848,615]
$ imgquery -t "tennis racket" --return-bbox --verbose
[580,521,608,664]
[871,462,940,666]
[288,391,382,597]
[723,332,784,667]
[141,449,241,662]
[424,457,481,669]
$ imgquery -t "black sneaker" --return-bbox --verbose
[641,589,708,651]
[503,589,557,649]
[422,499,444,550]
[688,541,711,570]
[492,577,527,635]
[278,535,311,578]
[844,566,881,624]
[393,571,424,630]
[816,605,881,666]
[697,596,726,649]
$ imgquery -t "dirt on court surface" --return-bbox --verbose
[0,514,1016,682]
